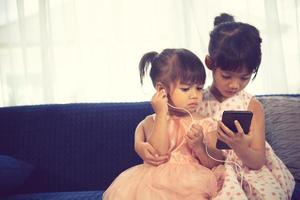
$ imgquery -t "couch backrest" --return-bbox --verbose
[0,102,153,193]
[0,95,299,194]
[257,95,300,182]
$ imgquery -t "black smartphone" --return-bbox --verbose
[216,110,253,149]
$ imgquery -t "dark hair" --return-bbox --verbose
[214,13,235,27]
[139,48,206,89]
[209,13,262,79]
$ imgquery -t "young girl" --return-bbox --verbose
[103,48,224,200]
[135,14,295,199]
[197,13,295,199]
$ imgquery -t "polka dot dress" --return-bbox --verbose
[198,89,295,199]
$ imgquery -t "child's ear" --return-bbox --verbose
[205,55,214,70]
[155,82,164,91]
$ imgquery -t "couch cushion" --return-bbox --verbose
[258,96,300,181]
[292,181,300,200]
[0,102,151,193]
[0,155,34,195]
[3,190,103,200]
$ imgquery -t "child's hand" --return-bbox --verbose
[136,142,169,166]
[186,123,205,150]
[217,120,253,149]
[151,89,168,115]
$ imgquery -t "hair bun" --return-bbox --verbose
[214,13,235,27]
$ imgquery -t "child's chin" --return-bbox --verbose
[187,108,196,113]
[187,105,198,111]
[223,90,239,98]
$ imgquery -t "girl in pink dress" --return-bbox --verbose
[135,14,295,199]
[103,48,225,200]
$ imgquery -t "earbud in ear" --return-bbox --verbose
[156,82,165,92]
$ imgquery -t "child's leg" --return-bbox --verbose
[243,166,286,199]
[212,165,248,200]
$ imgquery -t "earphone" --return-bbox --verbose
[157,84,251,193]
[167,102,250,192]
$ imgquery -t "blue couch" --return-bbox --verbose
[0,95,299,200]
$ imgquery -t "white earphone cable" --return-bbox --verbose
[167,103,250,191]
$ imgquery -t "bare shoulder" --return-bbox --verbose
[248,97,266,151]
[248,97,265,137]
[248,97,265,116]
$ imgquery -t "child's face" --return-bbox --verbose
[168,81,204,113]
[212,67,252,99]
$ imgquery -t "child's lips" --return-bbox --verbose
[226,90,237,95]
[188,102,198,108]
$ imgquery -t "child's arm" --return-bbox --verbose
[218,98,266,169]
[193,144,224,169]
[134,120,169,165]
[146,89,169,155]
[186,124,224,169]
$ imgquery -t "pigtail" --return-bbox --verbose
[139,51,158,85]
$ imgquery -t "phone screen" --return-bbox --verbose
[216,110,253,149]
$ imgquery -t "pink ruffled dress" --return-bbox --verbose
[103,115,223,200]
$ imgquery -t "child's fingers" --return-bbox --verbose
[185,136,192,147]
[161,89,167,98]
[188,124,203,138]
[217,124,231,143]
[152,90,167,102]
[187,130,199,140]
[218,121,235,137]
[147,158,168,166]
[143,144,162,159]
[190,123,203,132]
[149,155,169,163]
[145,144,169,160]
[145,158,162,166]
[186,132,195,140]
[145,151,168,164]
[150,160,165,166]
[186,135,197,147]
[234,120,245,137]
[145,143,159,154]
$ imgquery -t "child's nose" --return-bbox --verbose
[190,89,200,98]
[229,80,240,90]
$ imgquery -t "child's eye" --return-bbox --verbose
[180,88,190,92]
[222,75,231,79]
[241,76,251,81]
[196,86,203,91]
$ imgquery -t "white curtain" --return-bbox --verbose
[0,0,299,106]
